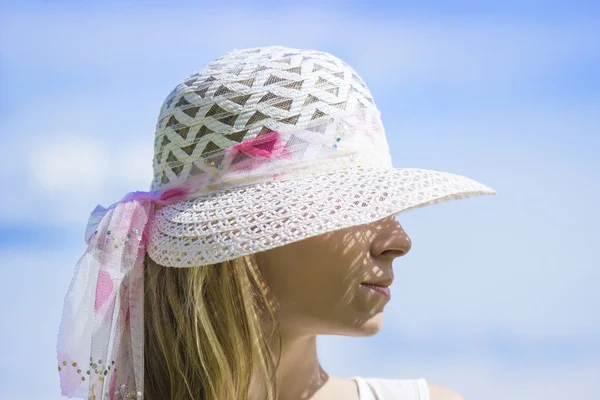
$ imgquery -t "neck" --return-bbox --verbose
[250,330,330,400]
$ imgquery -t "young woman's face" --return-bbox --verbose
[255,214,411,337]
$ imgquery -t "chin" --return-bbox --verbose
[360,312,384,336]
[339,312,384,337]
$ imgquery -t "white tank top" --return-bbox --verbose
[351,376,430,400]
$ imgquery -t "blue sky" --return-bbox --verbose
[1,1,599,399]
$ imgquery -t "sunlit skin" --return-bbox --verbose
[251,214,465,400]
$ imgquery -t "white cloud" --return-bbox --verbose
[0,114,154,227]
[110,140,155,191]
[29,134,110,193]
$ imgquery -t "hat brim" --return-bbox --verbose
[147,166,496,267]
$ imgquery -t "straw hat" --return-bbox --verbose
[146,45,496,267]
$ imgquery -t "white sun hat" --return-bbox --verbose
[146,45,496,267]
[56,45,496,399]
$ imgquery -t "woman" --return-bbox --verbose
[57,45,496,400]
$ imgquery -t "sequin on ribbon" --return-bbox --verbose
[57,357,143,398]
[331,115,347,149]
[92,227,145,250]
[57,358,116,384]
[113,384,144,400]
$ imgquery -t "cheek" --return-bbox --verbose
[258,238,367,321]
[276,259,358,316]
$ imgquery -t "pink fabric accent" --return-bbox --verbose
[233,130,279,157]
[157,186,190,202]
[121,190,154,204]
[231,130,293,172]
[94,270,114,313]
[109,369,117,398]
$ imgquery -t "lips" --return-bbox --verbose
[360,283,392,299]
[362,278,393,287]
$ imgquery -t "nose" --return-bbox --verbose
[370,215,412,260]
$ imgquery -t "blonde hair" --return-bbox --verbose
[143,252,281,399]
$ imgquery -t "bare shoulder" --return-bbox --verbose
[427,383,467,400]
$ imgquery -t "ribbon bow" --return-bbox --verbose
[56,186,194,399]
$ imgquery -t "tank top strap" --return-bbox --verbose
[351,376,430,400]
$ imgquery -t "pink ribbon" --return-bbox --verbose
[57,185,195,399]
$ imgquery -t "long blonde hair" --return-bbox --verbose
[143,251,281,399]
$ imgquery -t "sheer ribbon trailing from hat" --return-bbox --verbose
[56,195,151,399]
[55,186,197,399]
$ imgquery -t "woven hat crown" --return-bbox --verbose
[151,45,390,194]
